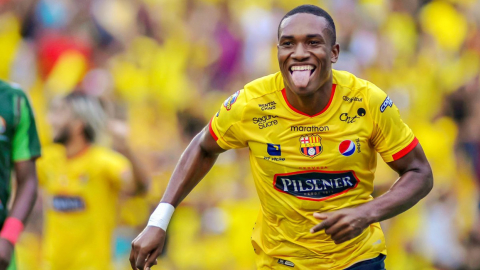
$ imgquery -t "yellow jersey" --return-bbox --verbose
[209,70,418,269]
[36,144,131,270]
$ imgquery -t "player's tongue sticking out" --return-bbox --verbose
[292,70,310,88]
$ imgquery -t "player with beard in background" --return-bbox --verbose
[37,92,149,270]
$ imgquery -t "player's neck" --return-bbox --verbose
[285,81,333,116]
[65,135,90,159]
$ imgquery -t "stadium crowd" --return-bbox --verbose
[1,0,480,269]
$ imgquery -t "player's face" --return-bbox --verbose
[277,13,339,96]
[48,99,74,144]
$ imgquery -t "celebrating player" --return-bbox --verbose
[0,81,41,270]
[130,5,433,270]
[37,92,149,270]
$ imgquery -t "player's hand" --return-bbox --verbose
[0,238,14,270]
[310,208,370,244]
[130,226,165,270]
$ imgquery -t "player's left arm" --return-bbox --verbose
[311,144,433,244]
[0,92,41,269]
[311,84,433,244]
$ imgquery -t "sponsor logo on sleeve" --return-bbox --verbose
[299,134,323,158]
[252,115,278,129]
[273,170,359,201]
[223,91,240,111]
[380,96,393,112]
[258,101,276,111]
[52,196,86,212]
[339,140,356,156]
[277,259,295,267]
[343,96,363,102]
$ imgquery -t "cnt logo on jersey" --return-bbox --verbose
[0,117,5,134]
[339,140,356,156]
[223,90,240,111]
[299,134,322,158]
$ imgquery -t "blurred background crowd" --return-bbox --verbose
[1,0,480,269]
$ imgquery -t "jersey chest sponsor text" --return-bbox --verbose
[273,170,359,201]
[52,196,86,212]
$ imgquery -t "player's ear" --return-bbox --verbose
[331,43,340,64]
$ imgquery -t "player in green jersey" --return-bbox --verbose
[0,80,41,270]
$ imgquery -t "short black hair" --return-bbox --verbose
[278,5,336,46]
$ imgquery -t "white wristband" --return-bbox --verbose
[147,203,175,231]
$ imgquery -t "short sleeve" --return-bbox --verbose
[209,90,248,150]
[368,83,418,163]
[103,151,132,190]
[12,92,41,162]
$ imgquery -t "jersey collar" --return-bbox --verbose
[281,84,337,118]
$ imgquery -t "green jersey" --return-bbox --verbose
[0,80,41,227]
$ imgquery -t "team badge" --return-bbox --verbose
[0,117,5,134]
[223,90,240,111]
[299,134,322,158]
[339,140,356,156]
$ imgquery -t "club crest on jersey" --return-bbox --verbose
[339,140,356,156]
[299,134,322,158]
[0,117,5,134]
[223,90,240,111]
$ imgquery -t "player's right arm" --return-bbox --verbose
[130,90,247,270]
[129,127,225,270]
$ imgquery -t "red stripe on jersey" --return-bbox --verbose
[208,118,219,141]
[281,84,336,117]
[392,137,419,161]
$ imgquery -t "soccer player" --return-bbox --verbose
[37,92,149,270]
[0,81,41,270]
[130,5,433,270]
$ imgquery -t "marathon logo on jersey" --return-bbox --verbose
[258,101,276,111]
[380,96,393,112]
[52,196,86,212]
[299,134,322,158]
[253,115,278,129]
[291,125,329,132]
[274,170,359,201]
[339,140,356,156]
[223,90,240,111]
[343,96,363,102]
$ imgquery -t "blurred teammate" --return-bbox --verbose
[131,5,433,270]
[37,92,149,270]
[0,81,40,270]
